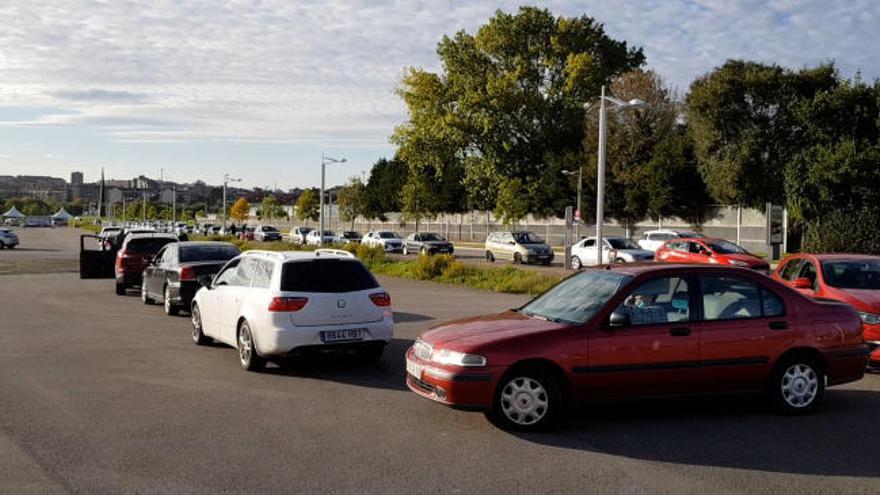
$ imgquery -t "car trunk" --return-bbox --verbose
[286,289,385,327]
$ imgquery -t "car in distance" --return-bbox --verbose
[656,237,770,274]
[638,229,706,252]
[333,231,361,244]
[191,249,394,371]
[570,236,654,269]
[288,226,313,245]
[406,264,868,431]
[115,233,178,295]
[485,231,554,265]
[362,231,404,253]
[0,227,20,249]
[773,254,880,367]
[305,230,336,246]
[141,241,241,316]
[253,225,282,242]
[403,232,454,256]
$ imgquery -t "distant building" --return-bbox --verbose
[70,171,84,185]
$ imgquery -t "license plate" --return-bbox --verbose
[320,328,365,343]
[406,359,423,380]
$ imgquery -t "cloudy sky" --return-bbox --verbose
[0,0,877,189]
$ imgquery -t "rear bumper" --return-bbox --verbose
[168,281,199,308]
[254,318,393,357]
[404,348,498,410]
[526,253,555,264]
[824,345,870,385]
[116,272,143,287]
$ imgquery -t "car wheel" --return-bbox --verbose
[356,344,385,363]
[163,285,179,316]
[486,251,495,262]
[770,357,825,415]
[6,244,13,249]
[488,367,561,432]
[571,256,582,270]
[513,253,522,265]
[237,321,266,372]
[402,245,409,255]
[141,284,154,304]
[115,280,126,296]
[191,304,211,345]
[421,247,428,256]
[0,244,4,249]
[615,257,625,264]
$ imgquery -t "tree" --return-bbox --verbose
[295,190,319,223]
[494,178,529,226]
[337,177,367,229]
[260,195,286,222]
[393,6,645,217]
[229,197,250,224]
[365,158,408,219]
[642,127,712,225]
[400,172,437,231]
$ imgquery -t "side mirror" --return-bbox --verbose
[607,311,631,329]
[508,241,516,245]
[198,275,213,289]
[792,277,813,290]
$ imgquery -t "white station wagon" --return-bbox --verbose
[190,249,394,371]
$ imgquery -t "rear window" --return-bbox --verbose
[281,259,379,293]
[125,238,175,254]
[378,232,399,239]
[261,226,278,232]
[179,244,241,262]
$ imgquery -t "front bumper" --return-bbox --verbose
[526,252,555,264]
[383,244,403,253]
[404,347,498,410]
[254,317,394,357]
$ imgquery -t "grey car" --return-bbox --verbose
[0,227,19,249]
[403,232,454,256]
[485,231,554,265]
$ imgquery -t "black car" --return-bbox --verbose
[333,231,362,244]
[141,241,241,315]
[403,232,454,256]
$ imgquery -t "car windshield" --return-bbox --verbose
[821,260,880,290]
[281,259,379,293]
[342,232,359,238]
[378,232,399,239]
[318,231,334,236]
[519,271,632,325]
[421,233,444,241]
[179,244,241,263]
[678,231,705,238]
[706,240,746,254]
[261,226,278,232]
[513,232,544,244]
[607,238,640,250]
[125,238,176,254]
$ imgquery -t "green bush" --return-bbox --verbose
[804,208,880,254]
[413,254,457,280]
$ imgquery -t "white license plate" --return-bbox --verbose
[320,328,365,343]
[406,359,423,380]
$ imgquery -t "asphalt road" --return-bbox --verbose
[2,230,879,493]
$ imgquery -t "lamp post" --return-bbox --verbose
[223,174,242,231]
[320,153,346,246]
[585,85,645,265]
[561,168,583,223]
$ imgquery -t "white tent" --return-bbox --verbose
[52,207,72,221]
[2,206,25,218]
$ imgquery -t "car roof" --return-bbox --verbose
[241,249,356,263]
[177,241,237,247]
[595,263,761,276]
[125,233,178,241]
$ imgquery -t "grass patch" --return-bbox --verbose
[0,259,79,275]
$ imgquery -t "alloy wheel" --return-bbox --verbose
[238,327,253,367]
[500,377,549,426]
[781,363,819,408]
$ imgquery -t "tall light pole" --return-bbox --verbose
[223,174,242,231]
[561,168,582,223]
[586,85,645,265]
[320,153,346,246]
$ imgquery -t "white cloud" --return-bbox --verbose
[44,153,63,160]
[0,0,876,145]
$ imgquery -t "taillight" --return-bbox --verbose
[369,292,391,307]
[179,266,196,281]
[269,296,308,312]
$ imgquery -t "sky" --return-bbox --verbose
[0,0,877,189]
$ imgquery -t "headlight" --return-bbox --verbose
[431,348,487,367]
[729,260,749,267]
[859,312,880,325]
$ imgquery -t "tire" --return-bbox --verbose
[421,247,428,256]
[356,344,385,363]
[191,304,211,345]
[0,244,4,249]
[163,285,179,316]
[487,367,562,432]
[571,256,582,270]
[615,257,625,264]
[769,356,825,415]
[486,251,495,262]
[115,280,126,296]
[141,284,154,304]
[513,253,522,265]
[237,321,266,372]
[402,245,409,256]
[6,244,13,249]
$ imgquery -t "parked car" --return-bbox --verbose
[141,241,241,316]
[239,226,255,241]
[406,263,868,431]
[403,232,454,256]
[655,237,770,274]
[97,226,124,250]
[638,229,706,252]
[332,231,361,244]
[362,231,404,253]
[190,249,394,371]
[570,236,654,269]
[114,233,178,295]
[0,227,19,249]
[254,225,282,242]
[305,230,336,246]
[289,226,313,245]
[773,254,880,367]
[485,231,554,265]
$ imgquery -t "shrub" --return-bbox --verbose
[413,254,457,280]
[804,208,880,254]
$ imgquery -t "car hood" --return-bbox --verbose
[422,241,451,246]
[826,287,880,312]
[420,311,568,350]
[722,253,768,266]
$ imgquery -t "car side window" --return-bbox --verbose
[699,275,764,321]
[235,257,259,286]
[251,260,274,289]
[797,261,818,290]
[779,258,803,281]
[152,246,167,265]
[762,288,785,317]
[613,276,690,326]
[584,239,595,248]
[214,259,241,286]
[668,241,686,252]
[163,245,176,266]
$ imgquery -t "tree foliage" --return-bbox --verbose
[494,178,529,226]
[229,197,250,224]
[365,158,407,219]
[295,190,319,223]
[259,194,286,222]
[337,177,367,228]
[400,172,438,229]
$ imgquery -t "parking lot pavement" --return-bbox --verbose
[1,236,879,493]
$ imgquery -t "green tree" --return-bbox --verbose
[400,172,437,231]
[259,195,285,222]
[337,177,367,229]
[295,190,319,223]
[494,178,529,226]
[365,158,408,219]
[393,6,644,217]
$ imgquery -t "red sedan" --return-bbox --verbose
[774,253,880,367]
[406,264,868,430]
[655,237,770,274]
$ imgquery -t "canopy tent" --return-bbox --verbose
[52,208,72,221]
[2,206,25,218]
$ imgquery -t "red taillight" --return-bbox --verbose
[369,292,391,307]
[179,266,196,281]
[269,296,308,312]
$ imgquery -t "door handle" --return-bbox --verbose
[769,321,788,330]
[670,327,691,336]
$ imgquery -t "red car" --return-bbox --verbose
[655,237,770,274]
[406,264,868,430]
[774,253,880,367]
[115,233,178,295]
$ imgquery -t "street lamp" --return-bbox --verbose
[320,154,346,246]
[586,85,645,265]
[561,168,582,223]
[223,174,242,231]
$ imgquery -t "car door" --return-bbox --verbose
[219,257,259,343]
[202,259,241,342]
[587,274,701,397]
[79,234,116,279]
[579,238,598,265]
[774,257,804,286]
[696,273,792,392]
[144,246,167,297]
